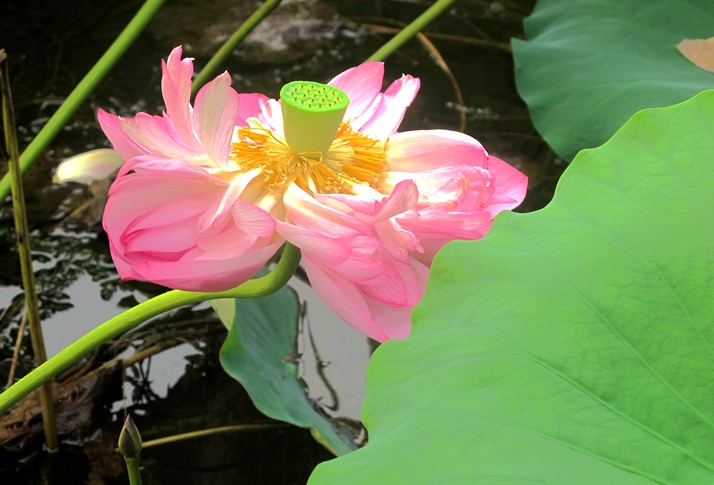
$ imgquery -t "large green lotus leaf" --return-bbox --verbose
[512,0,714,161]
[309,91,714,484]
[217,287,356,456]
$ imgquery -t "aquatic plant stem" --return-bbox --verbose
[0,0,166,204]
[191,0,283,95]
[1,51,59,450]
[124,457,142,485]
[366,0,458,62]
[141,423,286,449]
[0,243,301,414]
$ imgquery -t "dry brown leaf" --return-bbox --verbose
[677,37,714,73]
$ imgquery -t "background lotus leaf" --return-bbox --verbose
[512,0,714,160]
[309,91,714,484]
[217,287,357,456]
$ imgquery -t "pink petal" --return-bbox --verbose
[327,255,388,283]
[302,256,390,342]
[97,110,148,160]
[161,46,202,153]
[119,113,195,160]
[196,168,263,236]
[387,130,489,172]
[483,155,528,215]
[312,191,380,217]
[397,210,492,262]
[399,209,492,240]
[374,219,422,262]
[364,300,413,341]
[365,258,429,341]
[237,93,269,126]
[328,62,385,122]
[258,98,284,133]
[111,156,218,183]
[360,75,421,138]
[194,72,240,168]
[132,240,283,292]
[104,161,284,292]
[275,221,351,265]
[123,216,198,256]
[283,185,371,236]
[104,160,218,229]
[231,201,276,236]
[315,180,417,223]
[359,255,421,307]
[371,180,418,222]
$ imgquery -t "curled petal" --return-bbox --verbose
[482,155,529,215]
[385,160,525,263]
[258,98,284,134]
[283,184,372,236]
[196,168,264,238]
[98,110,149,161]
[118,113,196,161]
[194,72,240,168]
[366,258,429,340]
[302,256,389,342]
[161,46,202,153]
[315,180,418,224]
[387,130,489,172]
[398,209,492,263]
[360,75,421,138]
[275,220,352,265]
[237,93,269,127]
[129,241,283,291]
[329,62,385,122]
[359,254,421,307]
[103,160,281,292]
[301,254,429,342]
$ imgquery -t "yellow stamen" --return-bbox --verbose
[230,120,389,196]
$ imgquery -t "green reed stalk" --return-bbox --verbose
[367,0,458,62]
[0,244,301,414]
[0,51,58,450]
[0,0,165,204]
[141,423,284,449]
[191,0,283,95]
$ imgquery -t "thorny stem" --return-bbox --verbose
[0,243,301,414]
[1,51,58,450]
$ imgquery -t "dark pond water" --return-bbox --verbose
[0,0,560,483]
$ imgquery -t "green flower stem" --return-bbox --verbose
[0,0,165,204]
[191,0,283,96]
[124,457,142,485]
[0,243,301,414]
[366,0,458,62]
[1,51,58,450]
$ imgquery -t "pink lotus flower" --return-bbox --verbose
[99,46,527,341]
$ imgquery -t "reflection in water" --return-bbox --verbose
[292,278,372,422]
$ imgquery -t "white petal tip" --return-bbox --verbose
[53,149,125,184]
